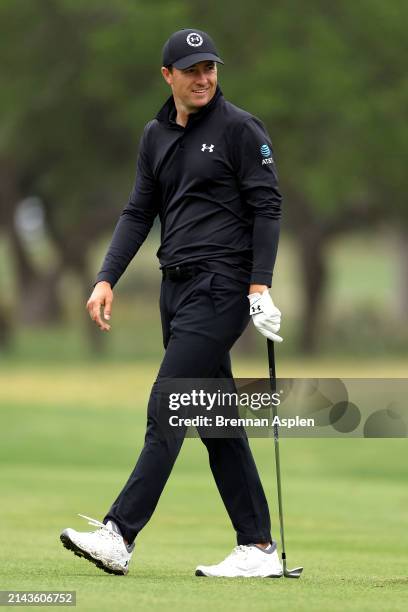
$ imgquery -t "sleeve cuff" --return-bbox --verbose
[250,272,272,287]
[93,273,117,290]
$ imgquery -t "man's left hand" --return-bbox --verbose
[248,289,283,342]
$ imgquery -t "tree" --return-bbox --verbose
[0,0,187,347]
[192,0,408,350]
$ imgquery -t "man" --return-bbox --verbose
[60,28,283,578]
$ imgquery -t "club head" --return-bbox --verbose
[284,566,303,579]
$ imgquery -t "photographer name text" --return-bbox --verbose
[168,415,315,428]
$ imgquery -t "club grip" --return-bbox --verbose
[267,339,276,386]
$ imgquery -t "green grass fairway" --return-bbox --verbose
[1,364,407,611]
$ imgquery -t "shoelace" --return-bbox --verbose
[78,514,107,528]
[77,514,122,542]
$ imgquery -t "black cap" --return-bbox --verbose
[162,28,224,70]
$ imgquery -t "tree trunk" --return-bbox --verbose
[40,198,106,354]
[0,160,64,326]
[298,232,327,353]
[396,227,408,321]
[0,305,12,351]
[74,259,105,356]
[7,220,64,325]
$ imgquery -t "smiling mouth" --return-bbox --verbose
[192,89,209,94]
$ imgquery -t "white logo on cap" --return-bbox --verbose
[186,32,203,47]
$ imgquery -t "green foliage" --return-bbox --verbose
[0,1,407,352]
[1,0,407,226]
[197,0,408,221]
[0,0,189,231]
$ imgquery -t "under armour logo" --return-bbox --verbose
[250,303,263,316]
[186,32,203,47]
[201,144,215,152]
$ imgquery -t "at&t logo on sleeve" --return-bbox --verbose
[260,143,273,165]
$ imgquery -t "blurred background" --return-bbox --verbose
[0,0,407,371]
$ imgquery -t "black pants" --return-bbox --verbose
[104,270,272,546]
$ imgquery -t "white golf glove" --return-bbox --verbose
[248,290,283,342]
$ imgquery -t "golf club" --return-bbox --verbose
[267,339,303,579]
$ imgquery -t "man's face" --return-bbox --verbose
[161,61,217,112]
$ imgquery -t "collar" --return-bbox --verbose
[156,85,223,128]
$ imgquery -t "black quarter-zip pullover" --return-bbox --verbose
[95,86,282,288]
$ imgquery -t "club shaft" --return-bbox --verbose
[267,339,287,568]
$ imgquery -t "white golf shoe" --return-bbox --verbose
[60,514,134,575]
[195,543,283,578]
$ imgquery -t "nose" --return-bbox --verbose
[194,69,208,85]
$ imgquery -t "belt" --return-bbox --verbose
[162,263,201,281]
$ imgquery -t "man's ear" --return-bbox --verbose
[161,66,172,85]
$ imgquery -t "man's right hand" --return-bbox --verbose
[86,281,113,331]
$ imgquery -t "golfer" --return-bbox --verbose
[61,28,283,578]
